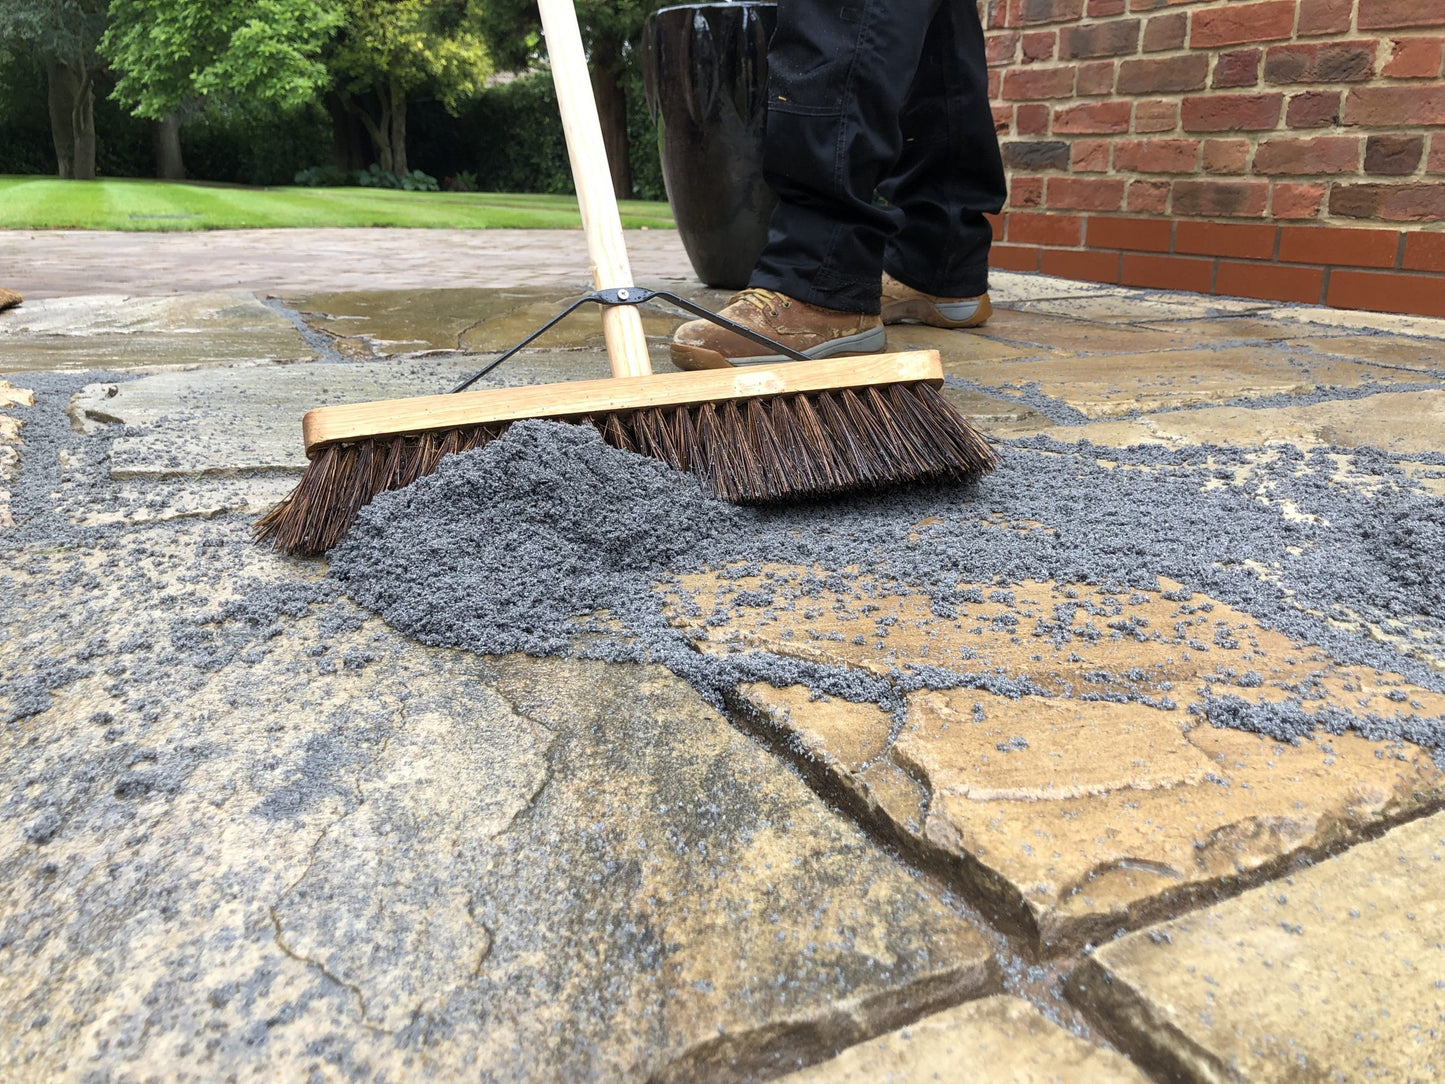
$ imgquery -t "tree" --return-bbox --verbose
[478,0,666,199]
[0,0,109,179]
[103,0,491,179]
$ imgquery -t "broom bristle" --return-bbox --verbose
[253,382,998,556]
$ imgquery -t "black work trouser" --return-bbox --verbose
[749,0,1007,313]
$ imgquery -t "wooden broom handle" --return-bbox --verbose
[537,0,653,378]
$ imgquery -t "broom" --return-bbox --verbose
[255,0,998,557]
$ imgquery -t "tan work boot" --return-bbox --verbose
[880,272,991,329]
[0,288,21,313]
[670,288,885,370]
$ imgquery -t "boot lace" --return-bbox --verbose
[730,288,793,318]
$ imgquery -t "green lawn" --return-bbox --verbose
[0,177,675,230]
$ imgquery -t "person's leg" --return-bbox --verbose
[879,0,1006,302]
[746,0,943,315]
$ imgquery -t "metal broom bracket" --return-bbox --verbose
[450,288,810,394]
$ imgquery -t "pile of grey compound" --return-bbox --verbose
[331,418,1445,758]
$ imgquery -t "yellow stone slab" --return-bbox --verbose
[1071,811,1445,1083]
[668,570,1445,950]
[777,996,1149,1083]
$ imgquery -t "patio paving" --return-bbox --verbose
[2,227,1443,1081]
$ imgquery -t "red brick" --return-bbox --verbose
[1190,1,1297,49]
[1046,176,1128,210]
[1039,247,1122,284]
[1328,269,1445,318]
[1118,54,1210,94]
[1359,1,1445,32]
[1366,135,1425,175]
[1287,91,1342,129]
[1402,232,1445,272]
[1054,100,1134,133]
[1202,138,1252,174]
[1253,136,1362,176]
[1088,215,1174,252]
[1013,0,1088,26]
[1113,138,1201,173]
[1431,135,1445,173]
[1297,0,1355,37]
[1134,99,1179,133]
[985,211,1007,239]
[1182,93,1284,131]
[1331,183,1445,222]
[1077,60,1118,96]
[1121,253,1215,293]
[1216,260,1326,303]
[1009,211,1086,246]
[1213,49,1262,89]
[1281,225,1397,270]
[1176,221,1278,259]
[1088,0,1128,15]
[992,105,1014,135]
[1172,180,1270,217]
[1002,66,1077,100]
[1127,179,1172,213]
[1144,12,1187,52]
[1022,30,1058,62]
[989,69,1002,99]
[991,244,1042,272]
[1009,177,1046,207]
[1383,38,1445,79]
[1072,139,1111,171]
[1270,182,1327,219]
[1264,42,1377,84]
[1344,86,1445,126]
[1015,103,1051,135]
[986,31,1020,67]
[1060,19,1141,58]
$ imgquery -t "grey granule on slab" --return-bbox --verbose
[328,418,1445,759]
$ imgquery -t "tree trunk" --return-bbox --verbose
[155,114,185,180]
[71,68,96,181]
[328,93,368,171]
[45,60,78,179]
[590,55,632,200]
[358,87,394,172]
[389,79,408,177]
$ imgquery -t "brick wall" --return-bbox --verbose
[985,0,1445,318]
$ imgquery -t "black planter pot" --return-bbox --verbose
[642,2,776,289]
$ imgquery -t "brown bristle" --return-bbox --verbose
[255,380,997,556]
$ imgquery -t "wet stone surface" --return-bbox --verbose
[4,261,1445,1079]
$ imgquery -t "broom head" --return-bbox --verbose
[255,350,997,556]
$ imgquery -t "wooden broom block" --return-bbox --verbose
[302,350,945,452]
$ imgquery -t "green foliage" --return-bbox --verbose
[292,163,442,191]
[0,0,108,67]
[477,0,666,76]
[332,0,492,110]
[181,98,334,185]
[102,0,342,119]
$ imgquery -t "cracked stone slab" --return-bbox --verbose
[665,572,1445,951]
[777,995,1149,1083]
[947,346,1441,420]
[0,379,30,528]
[0,532,996,1082]
[1069,810,1445,1083]
[0,292,311,370]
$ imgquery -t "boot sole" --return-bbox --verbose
[670,324,887,371]
[881,293,992,329]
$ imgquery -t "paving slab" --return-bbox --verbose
[665,573,1445,951]
[777,995,1149,1083]
[0,292,310,370]
[0,528,996,1082]
[1069,809,1445,1083]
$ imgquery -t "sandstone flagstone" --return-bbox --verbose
[1069,810,1445,1083]
[0,533,996,1083]
[0,292,310,370]
[665,571,1445,950]
[777,995,1149,1083]
[0,379,30,529]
